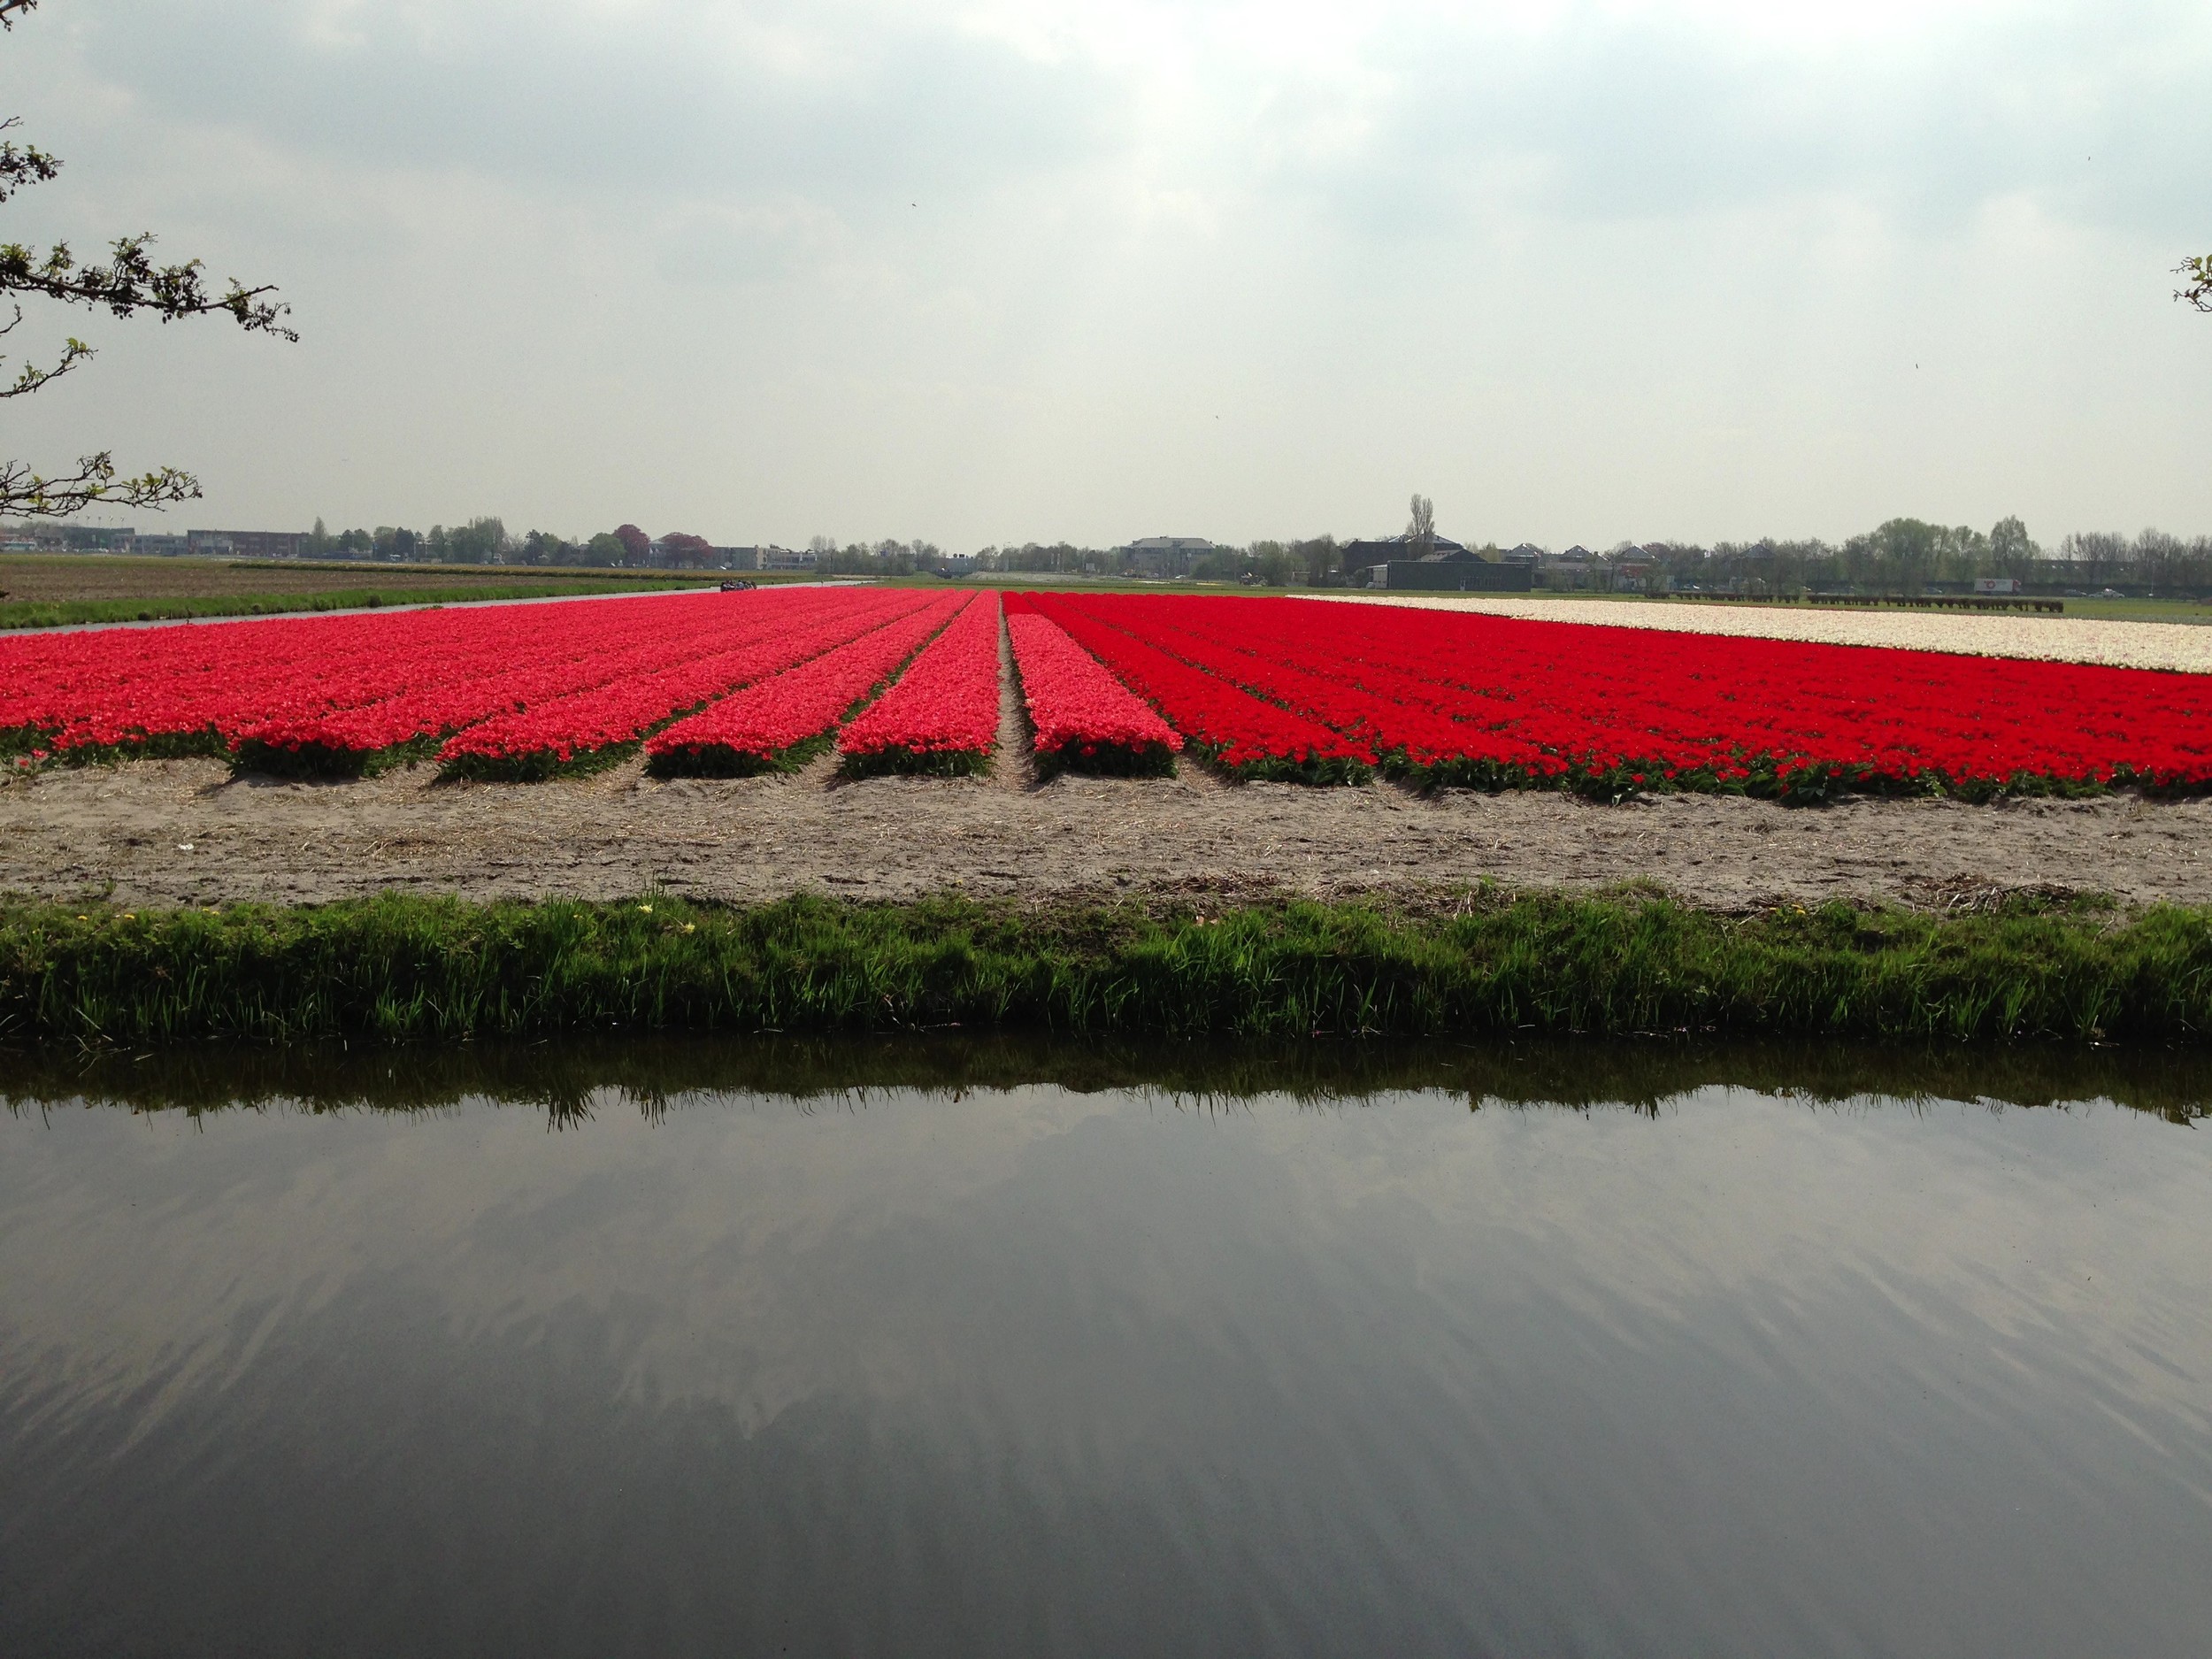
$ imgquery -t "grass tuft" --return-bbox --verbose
[3,891,2208,1049]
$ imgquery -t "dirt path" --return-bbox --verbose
[4,755,2206,912]
[991,604,1033,794]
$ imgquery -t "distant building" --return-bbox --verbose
[760,546,817,572]
[131,533,192,557]
[1343,534,1470,574]
[57,525,134,552]
[172,528,312,559]
[216,530,306,560]
[1609,557,1661,593]
[1501,543,1546,565]
[1119,536,1217,576]
[714,546,761,571]
[1374,558,1532,593]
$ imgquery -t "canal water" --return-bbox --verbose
[4,1039,2208,1657]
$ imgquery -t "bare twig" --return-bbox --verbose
[0,303,92,396]
[1,0,293,518]
[0,452,201,518]
[2178,255,2212,314]
[0,234,296,337]
[0,117,60,204]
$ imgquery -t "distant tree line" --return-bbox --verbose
[235,512,2212,595]
[303,518,723,568]
[801,536,944,576]
[954,519,2212,595]
[1642,519,2212,595]
[968,537,1341,584]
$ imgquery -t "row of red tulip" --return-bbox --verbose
[4,591,720,759]
[1002,601,1182,775]
[1041,593,2212,798]
[646,594,971,775]
[837,594,1004,774]
[0,588,888,772]
[243,589,924,776]
[1021,595,1372,780]
[436,590,944,780]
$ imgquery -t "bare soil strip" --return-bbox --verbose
[5,756,2206,912]
[990,604,1033,793]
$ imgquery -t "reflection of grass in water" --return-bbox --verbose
[4,888,2210,1057]
[5,1032,2208,1128]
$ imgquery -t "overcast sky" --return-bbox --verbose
[8,0,2209,550]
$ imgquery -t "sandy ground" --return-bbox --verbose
[4,752,2207,912]
[1307,592,2212,673]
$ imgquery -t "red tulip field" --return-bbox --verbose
[5,585,2212,801]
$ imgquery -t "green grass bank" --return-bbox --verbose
[4,890,2210,1049]
[0,578,718,632]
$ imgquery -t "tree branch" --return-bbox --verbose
[0,118,62,205]
[0,303,92,396]
[0,233,296,337]
[0,451,200,520]
[2179,255,2212,314]
[0,0,277,523]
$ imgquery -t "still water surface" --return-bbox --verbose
[3,1040,2209,1657]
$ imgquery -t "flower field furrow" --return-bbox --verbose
[3,591,718,756]
[837,595,1002,776]
[1318,603,2212,794]
[11,580,2210,804]
[646,595,969,776]
[1025,595,1372,781]
[1055,594,1512,780]
[230,601,741,743]
[439,591,944,780]
[232,589,882,776]
[1003,603,1182,777]
[3,589,817,767]
[1104,596,1506,726]
[1037,593,2212,798]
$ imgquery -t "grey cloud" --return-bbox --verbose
[1258,4,2212,240]
[78,1,1129,210]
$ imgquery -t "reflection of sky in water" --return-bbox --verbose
[3,1084,2209,1656]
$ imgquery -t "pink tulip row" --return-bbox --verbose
[646,594,971,774]
[837,594,1004,774]
[1004,606,1182,775]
